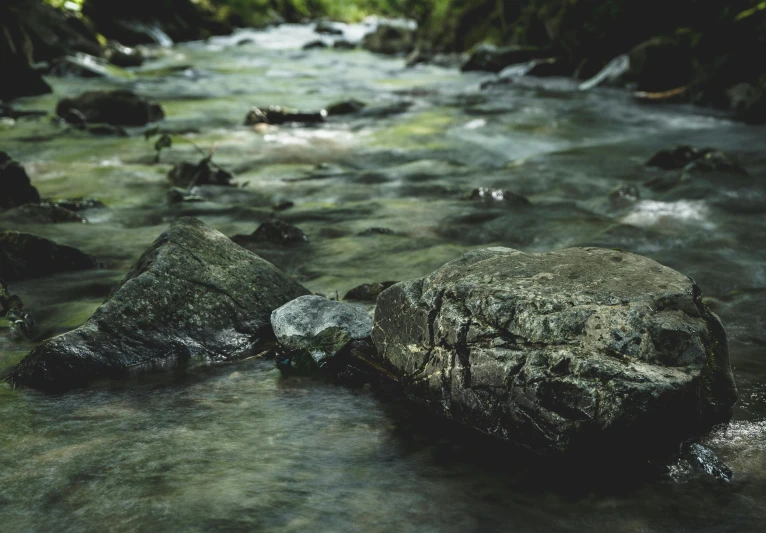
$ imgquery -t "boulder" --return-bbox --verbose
[0,152,40,209]
[372,247,738,457]
[0,231,101,281]
[244,106,326,126]
[56,90,165,126]
[271,295,373,373]
[361,22,417,56]
[168,157,234,188]
[7,218,310,390]
[462,44,553,73]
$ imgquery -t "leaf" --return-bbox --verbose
[735,1,766,21]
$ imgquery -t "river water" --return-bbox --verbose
[1,23,765,533]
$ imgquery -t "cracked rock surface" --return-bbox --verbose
[8,217,310,390]
[372,247,738,457]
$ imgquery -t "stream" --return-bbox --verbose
[1,23,765,533]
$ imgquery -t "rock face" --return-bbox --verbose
[372,247,738,457]
[271,295,373,373]
[0,231,101,281]
[8,218,310,390]
[56,90,165,126]
[0,152,40,209]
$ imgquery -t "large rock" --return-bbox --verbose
[0,231,101,281]
[271,295,373,373]
[56,90,164,126]
[372,247,738,457]
[0,152,40,209]
[7,218,310,390]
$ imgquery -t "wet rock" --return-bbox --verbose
[0,277,35,341]
[466,187,531,205]
[49,197,106,211]
[105,43,144,68]
[244,106,326,126]
[168,157,234,188]
[462,44,553,73]
[668,443,732,483]
[608,184,640,207]
[272,200,294,211]
[646,145,710,170]
[0,203,86,224]
[56,90,165,127]
[314,21,343,36]
[344,282,398,302]
[235,37,255,46]
[48,53,116,78]
[727,83,766,125]
[683,151,748,175]
[361,22,416,56]
[372,247,738,457]
[302,40,328,50]
[233,219,308,246]
[271,295,372,373]
[0,152,40,209]
[359,227,395,236]
[325,99,367,116]
[7,218,310,391]
[166,187,206,205]
[0,231,101,282]
[333,39,357,50]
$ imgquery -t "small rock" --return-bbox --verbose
[235,38,255,46]
[244,106,326,126]
[0,231,101,281]
[0,152,41,209]
[166,187,206,205]
[466,187,530,205]
[462,44,553,73]
[0,203,86,224]
[302,40,328,50]
[358,227,395,236]
[168,157,234,188]
[683,151,748,175]
[333,39,357,50]
[361,22,416,56]
[608,184,640,207]
[271,295,373,373]
[233,219,308,246]
[646,145,709,170]
[49,197,106,211]
[315,21,343,36]
[56,90,165,126]
[344,282,398,302]
[106,43,144,68]
[272,200,295,211]
[7,218,310,390]
[325,98,367,116]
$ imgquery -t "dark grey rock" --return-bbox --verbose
[314,21,343,36]
[372,247,738,457]
[344,281,398,302]
[7,218,310,390]
[0,231,101,281]
[0,152,41,209]
[233,219,308,246]
[56,90,165,126]
[302,39,328,50]
[244,105,326,126]
[325,98,367,116]
[333,39,357,50]
[271,295,372,371]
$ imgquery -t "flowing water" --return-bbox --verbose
[1,23,765,533]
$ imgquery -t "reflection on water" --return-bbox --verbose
[1,22,765,533]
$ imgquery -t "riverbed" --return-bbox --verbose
[1,23,765,533]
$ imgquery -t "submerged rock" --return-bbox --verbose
[0,152,41,209]
[645,145,709,170]
[56,90,165,126]
[271,295,373,373]
[325,99,367,116]
[168,157,234,188]
[361,22,416,56]
[302,40,328,50]
[0,231,101,281]
[462,44,553,73]
[7,218,310,390]
[244,106,326,126]
[0,203,86,224]
[372,247,738,457]
[608,184,640,207]
[344,282,398,302]
[233,219,308,246]
[466,187,531,205]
